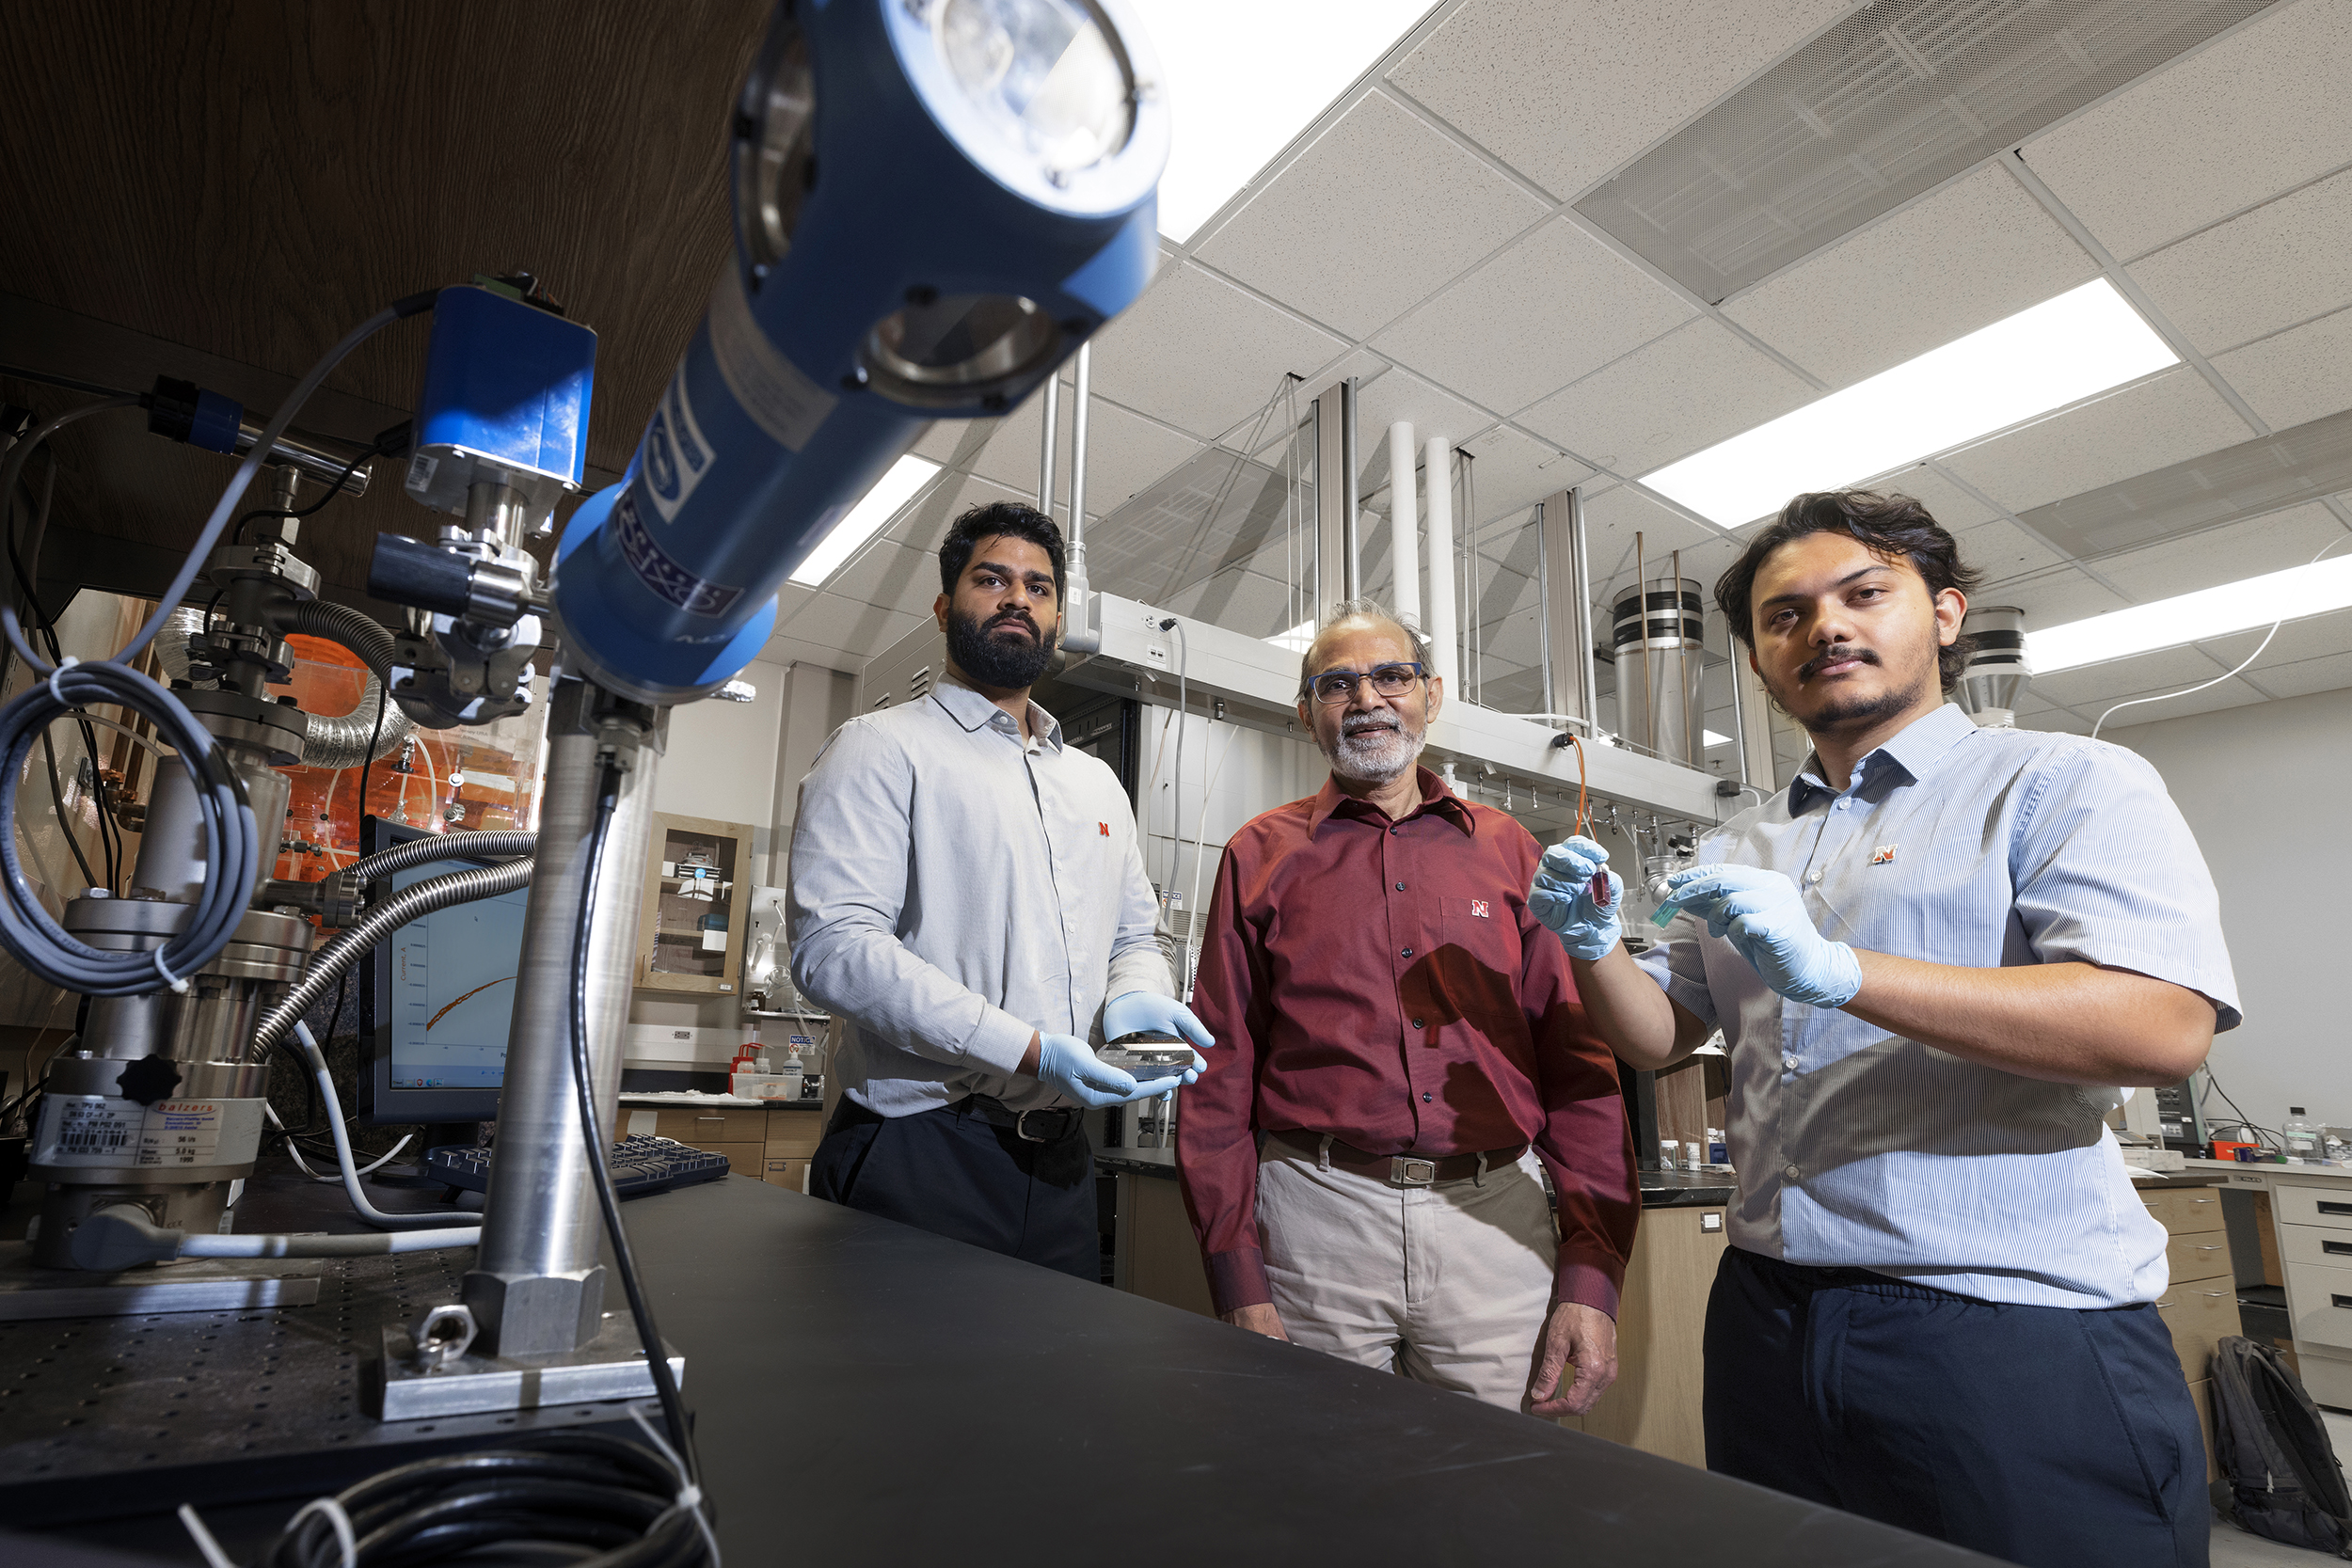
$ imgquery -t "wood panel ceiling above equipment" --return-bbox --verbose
[0,0,769,605]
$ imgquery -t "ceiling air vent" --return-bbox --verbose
[2018,405,2352,562]
[1575,0,2280,304]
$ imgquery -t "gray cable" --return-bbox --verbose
[250,858,533,1056]
[291,1020,481,1229]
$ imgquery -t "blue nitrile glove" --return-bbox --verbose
[1663,864,1862,1009]
[1035,1032,1184,1107]
[1102,990,1214,1085]
[1529,835,1625,961]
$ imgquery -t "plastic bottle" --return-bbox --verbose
[2282,1107,2320,1164]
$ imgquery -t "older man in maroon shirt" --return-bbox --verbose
[1177,599,1638,1417]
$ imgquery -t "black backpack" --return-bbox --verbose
[2208,1335,2352,1556]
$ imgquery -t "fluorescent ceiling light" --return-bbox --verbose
[1704,729,1732,748]
[2029,551,2352,674]
[1643,280,2178,529]
[1127,0,1433,242]
[788,455,942,587]
[1266,617,1316,653]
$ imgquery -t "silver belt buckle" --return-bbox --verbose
[1015,1108,1055,1144]
[1391,1156,1438,1187]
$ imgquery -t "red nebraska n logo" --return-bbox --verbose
[1470,899,1490,918]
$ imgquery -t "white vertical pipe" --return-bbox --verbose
[1387,421,1419,627]
[1422,436,1456,689]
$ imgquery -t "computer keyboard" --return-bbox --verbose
[424,1133,734,1199]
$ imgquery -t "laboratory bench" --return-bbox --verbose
[615,1090,824,1191]
[13,1165,1995,1566]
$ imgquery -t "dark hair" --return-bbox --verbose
[937,501,1066,599]
[1714,490,1983,693]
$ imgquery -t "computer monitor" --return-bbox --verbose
[357,816,533,1126]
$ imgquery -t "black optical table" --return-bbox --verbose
[4,1170,1993,1565]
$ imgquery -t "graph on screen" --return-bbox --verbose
[387,866,532,1088]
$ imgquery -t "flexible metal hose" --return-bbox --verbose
[154,599,415,767]
[341,829,536,884]
[269,599,415,768]
[249,858,533,1057]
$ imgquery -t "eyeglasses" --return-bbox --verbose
[1304,661,1424,705]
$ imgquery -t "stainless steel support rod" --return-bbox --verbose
[1569,487,1597,736]
[1534,501,1553,719]
[1036,372,1058,515]
[464,682,663,1357]
[1724,608,1751,787]
[1340,377,1359,600]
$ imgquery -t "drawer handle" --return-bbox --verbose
[2319,1201,2352,1216]
[2202,1291,2228,1300]
[2190,1196,2216,1205]
[2155,1301,2173,1311]
[2193,1243,2224,1253]
[2326,1240,2352,1256]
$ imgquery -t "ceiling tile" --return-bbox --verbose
[1457,424,1597,525]
[2126,166,2352,353]
[1954,518,2065,585]
[818,539,935,614]
[884,471,1031,551]
[2247,648,2352,700]
[1937,369,2250,514]
[1193,91,1547,340]
[1088,262,1348,438]
[1063,402,1204,521]
[2076,673,2270,727]
[766,594,924,669]
[1518,319,1815,476]
[2198,600,2352,668]
[1883,465,1997,530]
[1581,483,1724,600]
[1387,0,1855,200]
[2018,0,2352,261]
[1352,365,1492,459]
[2209,305,2352,431]
[2001,565,2129,627]
[2091,502,2345,601]
[2028,643,2234,708]
[1373,219,1693,413]
[1721,165,2100,388]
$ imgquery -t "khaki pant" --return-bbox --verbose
[1256,1137,1558,1413]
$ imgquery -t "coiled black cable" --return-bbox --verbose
[255,1433,708,1568]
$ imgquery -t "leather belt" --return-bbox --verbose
[1270,1128,1527,1187]
[951,1095,1082,1145]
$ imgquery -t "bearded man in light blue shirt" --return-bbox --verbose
[1534,490,2237,1567]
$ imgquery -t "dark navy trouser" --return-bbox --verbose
[809,1098,1098,1280]
[1704,1246,2208,1568]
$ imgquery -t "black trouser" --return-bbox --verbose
[808,1098,1098,1280]
[1704,1245,2208,1568]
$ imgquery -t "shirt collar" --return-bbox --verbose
[1788,701,1975,812]
[930,670,1063,752]
[1307,766,1475,837]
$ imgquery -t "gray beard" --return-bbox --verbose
[1326,715,1422,784]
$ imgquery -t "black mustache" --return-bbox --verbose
[1800,645,1881,680]
[986,611,1039,636]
